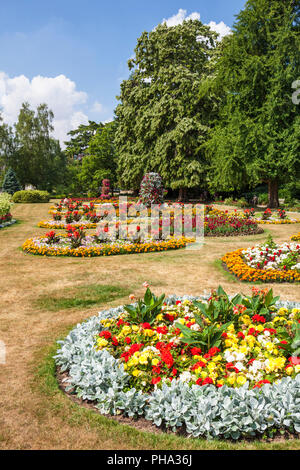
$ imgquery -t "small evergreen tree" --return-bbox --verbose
[2,168,21,195]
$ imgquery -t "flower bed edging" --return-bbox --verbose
[0,218,17,229]
[54,295,300,441]
[291,233,300,242]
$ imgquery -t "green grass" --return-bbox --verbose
[35,283,131,311]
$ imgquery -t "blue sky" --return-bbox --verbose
[0,0,246,144]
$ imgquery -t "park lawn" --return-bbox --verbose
[0,200,300,450]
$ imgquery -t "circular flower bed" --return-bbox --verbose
[22,231,192,257]
[222,237,300,283]
[55,286,300,440]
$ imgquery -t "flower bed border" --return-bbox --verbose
[38,220,97,229]
[222,248,300,283]
[22,236,191,257]
[54,295,300,441]
[291,233,300,242]
[0,218,17,229]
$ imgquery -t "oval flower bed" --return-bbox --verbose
[55,285,300,440]
[222,237,300,283]
[22,227,192,257]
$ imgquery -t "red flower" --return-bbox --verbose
[253,379,271,389]
[164,314,175,322]
[202,377,214,385]
[208,347,220,357]
[124,337,131,345]
[191,361,206,370]
[141,322,152,329]
[156,326,168,335]
[288,356,300,365]
[237,331,245,339]
[190,347,202,356]
[171,368,177,376]
[99,330,112,339]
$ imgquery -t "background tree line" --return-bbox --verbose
[0,0,299,207]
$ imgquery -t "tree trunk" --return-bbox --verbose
[178,187,188,202]
[267,180,279,208]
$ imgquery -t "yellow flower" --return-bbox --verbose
[227,374,236,385]
[236,375,247,385]
[139,355,148,365]
[152,358,160,366]
[96,338,108,348]
[132,369,141,377]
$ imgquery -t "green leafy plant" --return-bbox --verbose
[176,314,232,354]
[123,288,165,325]
[241,288,280,322]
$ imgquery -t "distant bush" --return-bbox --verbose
[223,197,235,205]
[236,198,249,208]
[12,190,50,203]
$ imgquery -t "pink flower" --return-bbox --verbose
[129,294,135,301]
[143,282,149,288]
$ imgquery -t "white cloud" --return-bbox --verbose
[0,72,90,145]
[160,9,231,41]
[206,21,232,40]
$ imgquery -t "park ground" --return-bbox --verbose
[0,201,300,450]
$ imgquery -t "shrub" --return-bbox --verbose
[236,198,249,208]
[1,168,21,195]
[12,190,50,203]
[139,173,164,208]
[223,197,235,205]
[0,192,13,216]
[258,193,268,205]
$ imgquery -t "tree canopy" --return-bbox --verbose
[115,19,220,199]
[207,0,300,207]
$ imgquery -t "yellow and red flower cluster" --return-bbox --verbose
[95,290,300,392]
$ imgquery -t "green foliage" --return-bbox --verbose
[12,189,50,203]
[78,121,118,193]
[115,19,219,193]
[207,0,300,208]
[2,168,21,194]
[0,192,13,216]
[64,121,100,159]
[11,102,67,191]
[123,288,165,325]
[241,289,280,322]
